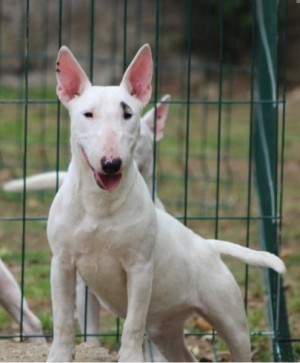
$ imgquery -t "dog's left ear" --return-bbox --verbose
[142,94,170,141]
[121,44,153,107]
[56,46,91,107]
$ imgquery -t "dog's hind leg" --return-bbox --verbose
[200,310,251,362]
[196,266,252,361]
[148,323,197,362]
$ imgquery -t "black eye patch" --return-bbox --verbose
[120,102,133,120]
[84,112,93,118]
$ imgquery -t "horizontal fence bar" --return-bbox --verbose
[0,330,286,341]
[0,215,282,222]
[0,98,286,105]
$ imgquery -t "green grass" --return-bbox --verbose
[0,86,299,360]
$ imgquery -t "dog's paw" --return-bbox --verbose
[118,347,144,362]
[47,344,75,362]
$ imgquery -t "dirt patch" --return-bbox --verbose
[0,341,117,362]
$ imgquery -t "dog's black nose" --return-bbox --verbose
[101,157,122,174]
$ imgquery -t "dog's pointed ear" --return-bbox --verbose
[56,46,91,107]
[121,44,153,107]
[142,94,170,141]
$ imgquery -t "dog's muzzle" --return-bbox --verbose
[81,148,122,192]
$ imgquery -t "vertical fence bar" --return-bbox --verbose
[276,0,293,360]
[244,0,257,314]
[88,0,95,82]
[254,0,292,360]
[122,0,128,73]
[276,3,292,358]
[199,0,213,214]
[0,0,2,95]
[182,0,192,226]
[38,3,50,171]
[55,0,63,192]
[151,0,161,204]
[214,1,224,240]
[20,0,30,341]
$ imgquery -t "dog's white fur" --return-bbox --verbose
[0,259,45,342]
[2,96,169,345]
[47,44,285,362]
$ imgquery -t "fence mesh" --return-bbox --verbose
[0,0,296,361]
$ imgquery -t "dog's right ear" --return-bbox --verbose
[56,46,91,107]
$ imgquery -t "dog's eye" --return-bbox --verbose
[121,102,133,120]
[84,112,93,118]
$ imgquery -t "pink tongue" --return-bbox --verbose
[94,172,122,192]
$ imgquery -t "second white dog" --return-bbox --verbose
[0,259,45,342]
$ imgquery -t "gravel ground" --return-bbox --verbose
[0,341,117,362]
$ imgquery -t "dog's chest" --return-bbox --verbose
[72,211,134,254]
[77,251,128,317]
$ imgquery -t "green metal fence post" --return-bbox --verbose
[254,0,293,360]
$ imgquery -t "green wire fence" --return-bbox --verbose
[0,0,296,361]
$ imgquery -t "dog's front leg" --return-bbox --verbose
[47,254,76,362]
[118,261,153,362]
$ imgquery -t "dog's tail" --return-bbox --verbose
[208,239,286,274]
[2,171,67,192]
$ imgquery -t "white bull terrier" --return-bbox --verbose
[75,94,169,344]
[2,95,170,345]
[47,44,285,362]
[0,258,45,342]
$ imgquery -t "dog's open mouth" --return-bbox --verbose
[81,147,122,192]
[93,171,122,192]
